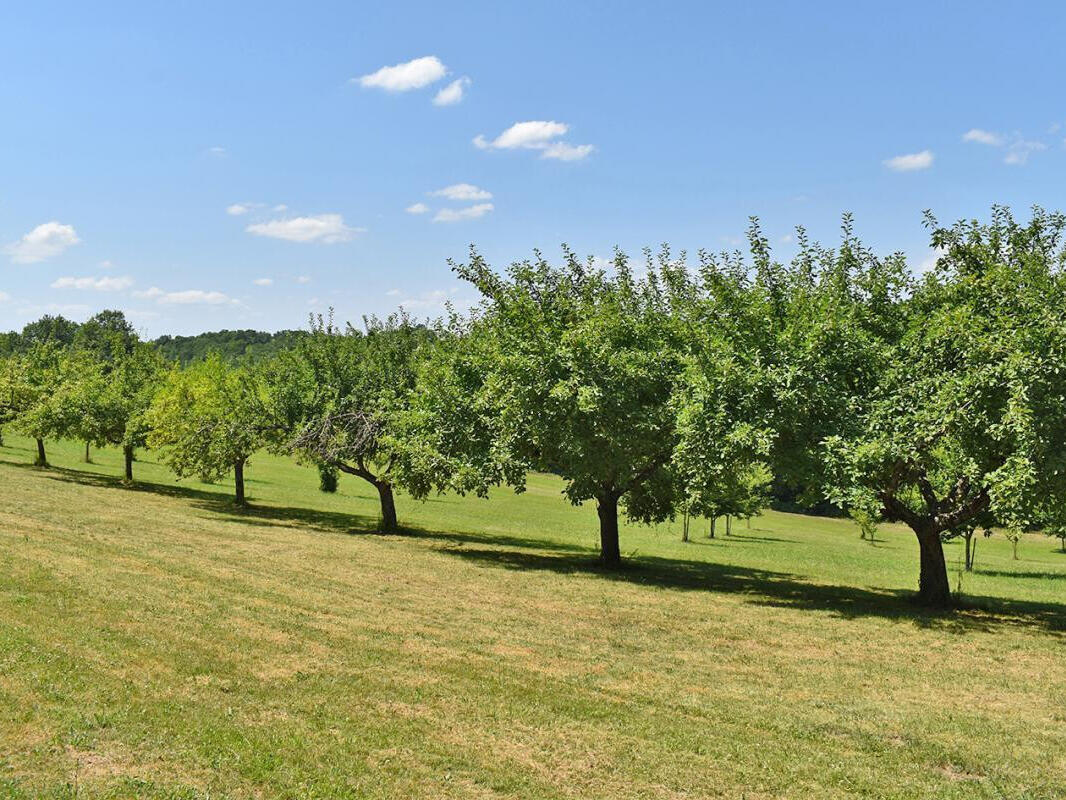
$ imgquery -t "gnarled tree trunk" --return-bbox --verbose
[596,491,621,566]
[34,438,47,466]
[336,461,400,532]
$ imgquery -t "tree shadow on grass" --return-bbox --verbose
[12,457,1065,637]
[436,546,1066,636]
[719,533,798,544]
[16,458,591,555]
[973,569,1066,581]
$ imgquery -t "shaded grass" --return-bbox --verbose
[1,434,1064,799]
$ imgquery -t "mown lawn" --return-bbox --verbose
[0,433,1064,799]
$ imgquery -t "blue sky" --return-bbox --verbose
[2,1,1064,336]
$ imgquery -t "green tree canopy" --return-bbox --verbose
[264,312,433,530]
[825,207,1066,606]
[449,246,687,564]
[148,355,268,505]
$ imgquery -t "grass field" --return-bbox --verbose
[1,433,1064,799]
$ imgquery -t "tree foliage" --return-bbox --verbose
[264,312,433,530]
[825,207,1066,605]
[448,246,688,564]
[148,355,268,505]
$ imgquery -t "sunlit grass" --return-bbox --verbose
[1,433,1064,799]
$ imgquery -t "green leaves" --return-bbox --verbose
[148,355,267,483]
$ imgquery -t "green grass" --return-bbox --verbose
[1,433,1064,799]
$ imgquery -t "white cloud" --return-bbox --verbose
[99,259,115,269]
[245,214,363,243]
[208,146,227,157]
[386,288,401,296]
[15,302,91,319]
[357,56,447,92]
[917,248,945,273]
[476,120,568,150]
[0,292,9,302]
[273,204,287,212]
[963,128,1004,146]
[474,120,593,161]
[962,128,1048,166]
[51,275,134,291]
[883,150,934,172]
[433,77,470,106]
[394,287,476,315]
[5,221,80,264]
[296,275,311,284]
[227,203,253,215]
[406,202,430,215]
[542,142,595,161]
[159,290,231,305]
[429,183,492,201]
[433,203,494,223]
[253,277,273,286]
[1004,140,1047,165]
[134,287,234,305]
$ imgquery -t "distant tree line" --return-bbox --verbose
[3,206,1066,609]
[152,329,309,365]
[1,318,308,366]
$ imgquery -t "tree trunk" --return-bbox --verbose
[1061,535,1066,553]
[34,438,47,466]
[682,511,689,542]
[376,480,398,532]
[709,517,716,539]
[84,441,92,463]
[123,445,134,481]
[726,515,732,536]
[915,528,951,608]
[963,531,973,572]
[596,492,621,566]
[234,458,247,506]
[1012,537,1019,560]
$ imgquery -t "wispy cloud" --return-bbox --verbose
[134,287,236,305]
[356,56,447,91]
[474,120,593,161]
[246,214,364,243]
[253,277,273,286]
[883,150,934,172]
[429,183,492,201]
[433,77,470,106]
[963,127,1049,165]
[227,203,257,216]
[51,275,134,291]
[1004,139,1047,165]
[433,203,494,223]
[542,142,595,161]
[5,221,80,264]
[405,202,430,215]
[962,128,1004,146]
[394,287,475,313]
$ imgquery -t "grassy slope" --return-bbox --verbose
[0,434,1063,799]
